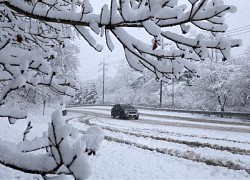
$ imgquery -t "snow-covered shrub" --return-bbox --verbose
[0,109,104,179]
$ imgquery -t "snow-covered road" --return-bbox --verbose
[66,106,250,179]
[1,107,249,179]
[68,106,250,133]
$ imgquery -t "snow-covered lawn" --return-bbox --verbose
[68,108,250,179]
[0,108,250,179]
[90,141,248,180]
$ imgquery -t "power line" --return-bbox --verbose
[226,25,250,33]
[80,59,123,80]
[215,24,250,37]
[226,30,250,37]
[226,28,250,35]
[223,24,250,37]
[81,64,99,77]
[108,59,123,65]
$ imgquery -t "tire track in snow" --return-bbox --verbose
[104,135,250,175]
[135,119,250,133]
[94,124,250,156]
[67,114,250,175]
[89,118,250,145]
[142,128,250,145]
[68,109,250,134]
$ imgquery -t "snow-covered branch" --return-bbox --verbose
[0,110,104,178]
[0,141,59,174]
[1,0,237,30]
[0,0,240,81]
[0,107,27,120]
[0,1,79,119]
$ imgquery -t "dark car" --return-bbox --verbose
[111,104,139,119]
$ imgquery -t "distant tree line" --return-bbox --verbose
[92,47,250,113]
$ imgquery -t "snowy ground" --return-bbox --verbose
[0,109,53,179]
[0,106,250,179]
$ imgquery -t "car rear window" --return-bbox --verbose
[120,104,135,109]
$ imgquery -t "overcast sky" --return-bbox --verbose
[77,0,250,81]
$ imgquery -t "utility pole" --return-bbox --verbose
[99,59,108,104]
[172,78,175,108]
[159,80,163,108]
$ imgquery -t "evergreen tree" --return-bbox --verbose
[85,84,98,104]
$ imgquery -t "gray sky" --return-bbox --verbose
[77,0,250,81]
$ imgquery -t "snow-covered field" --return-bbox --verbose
[0,106,250,179]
